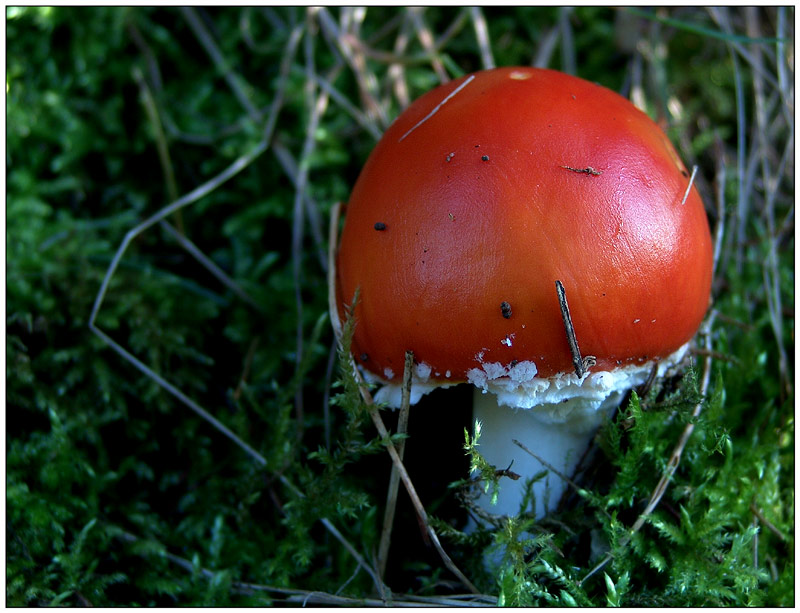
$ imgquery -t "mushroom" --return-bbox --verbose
[334,67,712,521]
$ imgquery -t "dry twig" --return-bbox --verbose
[377,350,415,579]
[469,7,495,70]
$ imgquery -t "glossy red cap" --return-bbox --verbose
[336,67,712,384]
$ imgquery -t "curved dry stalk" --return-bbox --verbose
[327,201,344,340]
[291,10,331,441]
[408,7,448,83]
[314,6,389,128]
[388,14,413,110]
[180,6,263,124]
[377,350,414,579]
[469,7,495,70]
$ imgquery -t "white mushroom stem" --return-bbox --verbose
[471,387,622,519]
[468,345,690,521]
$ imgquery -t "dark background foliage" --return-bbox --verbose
[7,6,793,606]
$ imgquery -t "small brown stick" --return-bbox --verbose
[555,280,595,378]
[579,314,715,587]
[637,362,660,398]
[750,502,788,542]
[561,165,602,176]
[377,350,415,579]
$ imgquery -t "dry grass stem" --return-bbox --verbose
[512,439,611,522]
[315,7,389,128]
[292,12,331,439]
[558,7,577,75]
[377,350,415,579]
[408,7,449,84]
[711,134,727,282]
[388,15,412,110]
[327,201,343,340]
[272,140,328,272]
[313,70,384,140]
[749,502,788,543]
[532,22,559,68]
[469,7,495,70]
[180,7,263,124]
[159,220,263,312]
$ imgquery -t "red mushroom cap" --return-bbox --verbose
[336,67,712,387]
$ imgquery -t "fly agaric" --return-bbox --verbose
[334,67,712,520]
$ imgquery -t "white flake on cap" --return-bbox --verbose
[364,362,453,407]
[414,362,432,381]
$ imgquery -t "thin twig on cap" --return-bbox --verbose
[680,165,698,205]
[555,280,595,378]
[398,74,475,142]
